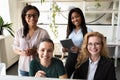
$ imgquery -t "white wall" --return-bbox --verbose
[0,0,10,22]
[0,0,19,69]
[8,0,26,30]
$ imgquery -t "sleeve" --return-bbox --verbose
[73,68,81,79]
[29,60,37,76]
[45,31,50,39]
[73,64,87,79]
[106,60,117,80]
[56,59,66,76]
[42,29,50,39]
[36,29,50,49]
[12,30,21,50]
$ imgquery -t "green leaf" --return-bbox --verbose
[0,16,4,28]
[0,16,14,37]
[5,28,14,37]
[40,0,45,4]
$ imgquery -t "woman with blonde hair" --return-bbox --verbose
[73,32,116,80]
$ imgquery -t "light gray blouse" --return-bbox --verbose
[68,27,93,48]
[13,27,50,72]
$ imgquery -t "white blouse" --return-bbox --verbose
[68,27,92,48]
[87,57,100,80]
[13,27,50,71]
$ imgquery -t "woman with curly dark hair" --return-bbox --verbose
[62,7,92,78]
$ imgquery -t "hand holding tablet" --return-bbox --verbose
[60,39,74,50]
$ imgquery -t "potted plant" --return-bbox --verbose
[0,16,14,37]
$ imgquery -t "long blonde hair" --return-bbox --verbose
[76,32,109,68]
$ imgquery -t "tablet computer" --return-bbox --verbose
[60,39,74,49]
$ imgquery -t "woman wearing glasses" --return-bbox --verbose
[13,5,50,76]
[73,32,116,80]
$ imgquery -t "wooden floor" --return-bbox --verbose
[6,61,18,75]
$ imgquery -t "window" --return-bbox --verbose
[20,1,119,43]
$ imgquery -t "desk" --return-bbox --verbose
[0,75,83,80]
[0,63,6,75]
[107,42,120,67]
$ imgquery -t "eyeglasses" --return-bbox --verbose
[87,42,101,47]
[25,13,39,19]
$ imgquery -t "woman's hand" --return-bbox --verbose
[70,46,79,53]
[24,46,37,56]
[35,70,46,77]
[62,47,68,53]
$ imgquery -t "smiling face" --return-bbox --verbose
[87,36,102,57]
[38,41,54,64]
[71,12,81,27]
[25,9,39,27]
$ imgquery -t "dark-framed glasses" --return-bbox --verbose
[25,13,39,19]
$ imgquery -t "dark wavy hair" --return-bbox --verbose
[66,7,87,38]
[21,5,40,38]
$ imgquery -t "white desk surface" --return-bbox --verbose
[0,63,6,75]
[0,75,83,80]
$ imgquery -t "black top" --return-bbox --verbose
[73,56,117,80]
